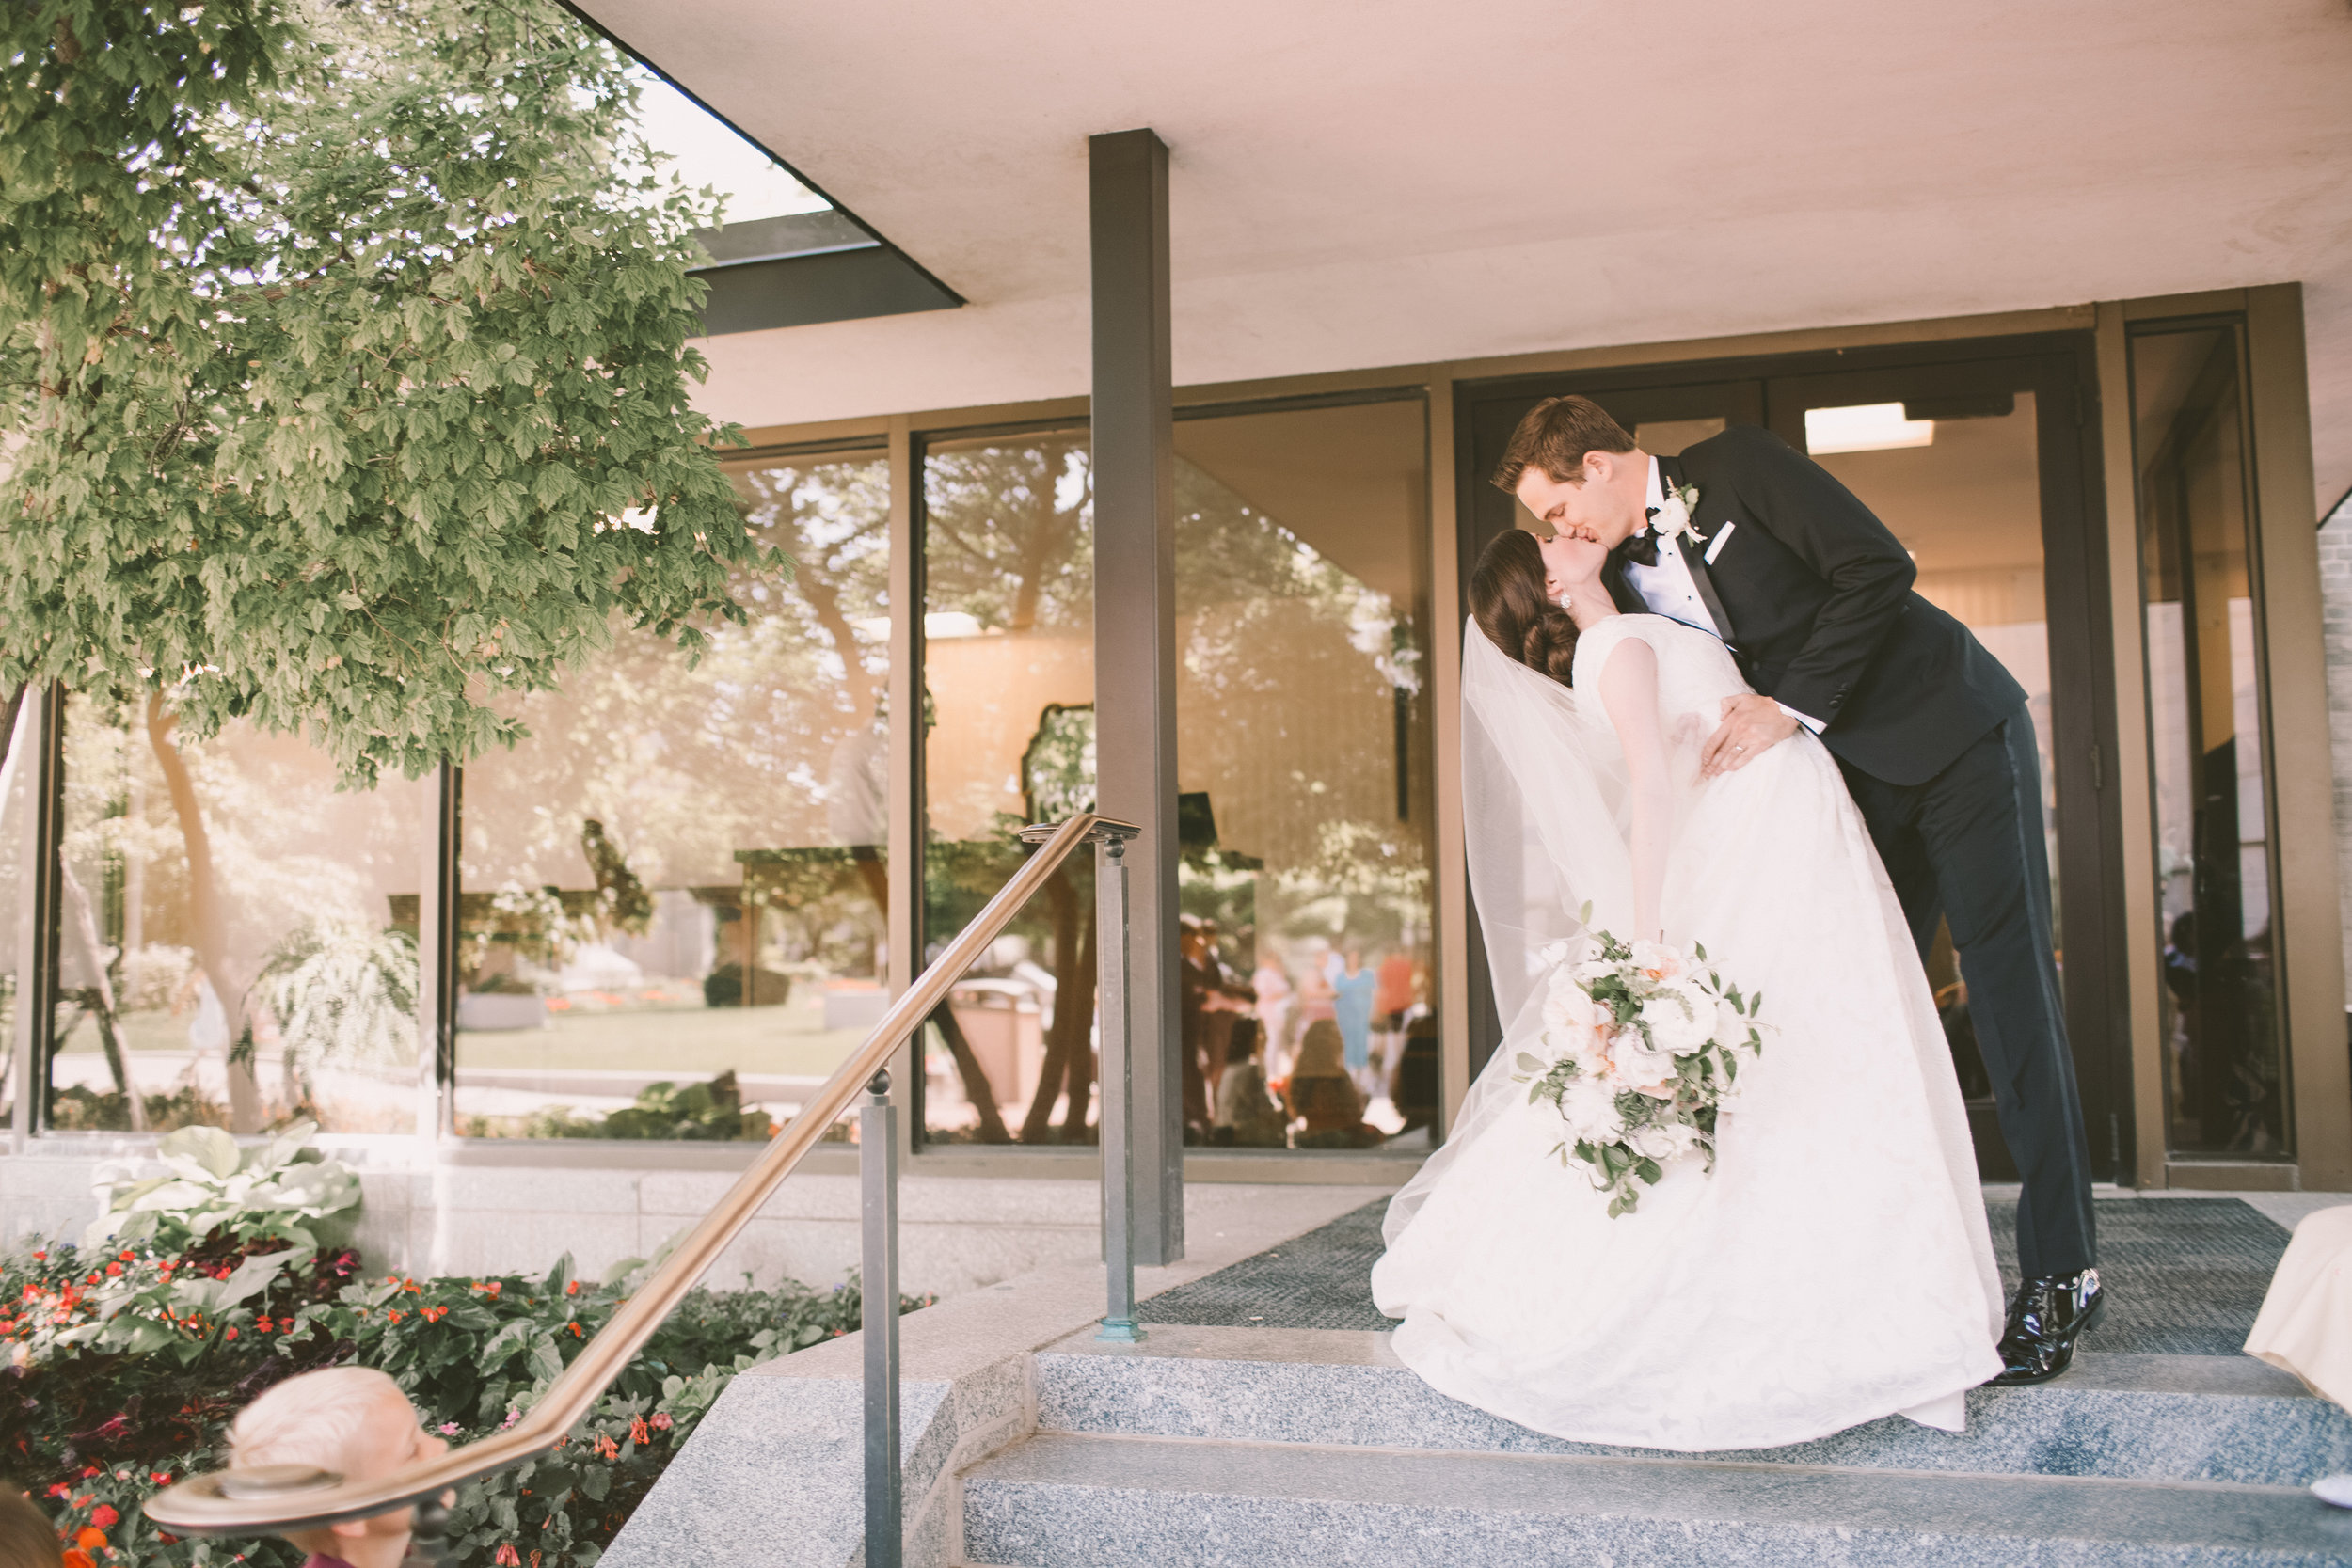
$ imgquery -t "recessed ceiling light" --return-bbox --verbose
[1806,403,1935,454]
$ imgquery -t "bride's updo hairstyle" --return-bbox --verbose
[1470,528,1579,688]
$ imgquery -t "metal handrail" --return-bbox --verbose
[145,812,1139,1540]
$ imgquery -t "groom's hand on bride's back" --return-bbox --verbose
[1702,695,1799,777]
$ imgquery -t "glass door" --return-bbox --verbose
[1454,339,2125,1179]
[1765,353,2120,1180]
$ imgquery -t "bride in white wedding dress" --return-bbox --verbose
[1370,528,2005,1451]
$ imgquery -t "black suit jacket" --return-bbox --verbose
[1605,424,2026,787]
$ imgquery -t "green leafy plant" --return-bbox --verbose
[521,1073,775,1143]
[85,1122,361,1253]
[253,921,421,1078]
[0,0,771,786]
[5,1238,930,1567]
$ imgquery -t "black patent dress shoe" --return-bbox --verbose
[1990,1268,2106,1386]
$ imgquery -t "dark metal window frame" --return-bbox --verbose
[2122,310,2296,1161]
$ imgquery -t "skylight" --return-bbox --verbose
[631,70,830,227]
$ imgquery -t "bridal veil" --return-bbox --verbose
[1384,621,1640,1243]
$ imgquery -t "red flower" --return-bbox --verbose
[494,1545,521,1565]
[565,1280,580,1296]
[629,1417,650,1446]
[59,1551,91,1568]
[256,1317,273,1332]
[568,1323,582,1338]
[386,1310,404,1325]
[103,1263,122,1276]
[649,1413,672,1431]
[157,1533,180,1545]
[89,1506,118,1529]
[592,1434,619,1460]
[150,1472,172,1485]
[117,1251,134,1262]
[223,1325,238,1340]
[74,1527,106,1550]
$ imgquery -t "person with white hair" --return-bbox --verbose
[227,1368,446,1568]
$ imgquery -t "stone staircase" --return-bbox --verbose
[956,1323,2352,1566]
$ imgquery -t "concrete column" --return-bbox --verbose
[1089,128,1183,1264]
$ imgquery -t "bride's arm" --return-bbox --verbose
[1597,636,1670,943]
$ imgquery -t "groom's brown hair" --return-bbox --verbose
[1491,396,1636,492]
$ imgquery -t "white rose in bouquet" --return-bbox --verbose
[1637,984,1715,1055]
[1629,939,1684,980]
[1556,1077,1625,1144]
[1541,965,1590,1031]
[1629,1121,1702,1164]
[1543,972,1613,1062]
[1611,1033,1682,1098]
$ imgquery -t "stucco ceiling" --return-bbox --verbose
[575,0,2352,505]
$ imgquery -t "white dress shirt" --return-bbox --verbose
[1620,457,1824,733]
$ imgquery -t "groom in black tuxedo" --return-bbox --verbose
[1497,394,2102,1385]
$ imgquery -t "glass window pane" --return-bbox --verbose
[1175,400,1438,1150]
[0,692,32,1127]
[919,429,1095,1146]
[2131,324,2288,1157]
[916,402,1439,1151]
[49,696,422,1133]
[1803,391,2053,1104]
[454,452,891,1140]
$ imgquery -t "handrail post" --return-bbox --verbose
[408,1497,453,1565]
[860,1069,902,1568]
[1095,833,1144,1343]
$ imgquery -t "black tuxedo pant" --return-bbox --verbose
[1837,708,2096,1282]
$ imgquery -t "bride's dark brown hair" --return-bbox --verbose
[1470,528,1579,687]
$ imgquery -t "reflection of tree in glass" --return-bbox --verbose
[1170,461,1429,945]
[924,441,1094,632]
[55,693,420,1133]
[467,461,890,907]
[254,922,420,1101]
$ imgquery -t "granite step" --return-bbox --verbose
[961,1432,2352,1568]
[1032,1323,2352,1486]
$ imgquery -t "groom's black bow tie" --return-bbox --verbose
[1613,507,1664,567]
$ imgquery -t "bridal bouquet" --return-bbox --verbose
[1514,919,1767,1217]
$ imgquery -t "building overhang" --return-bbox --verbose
[569,0,2352,498]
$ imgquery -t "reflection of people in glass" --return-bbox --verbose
[1286,1019,1378,1148]
[2161,910,2201,1118]
[1373,948,1416,1085]
[1180,916,1252,1142]
[1252,956,1295,1080]
[1327,948,1379,1096]
[1213,1020,1289,1148]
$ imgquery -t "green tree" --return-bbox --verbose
[0,0,766,788]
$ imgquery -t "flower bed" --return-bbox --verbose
[2,1127,930,1566]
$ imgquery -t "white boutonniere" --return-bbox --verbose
[1652,483,1703,545]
